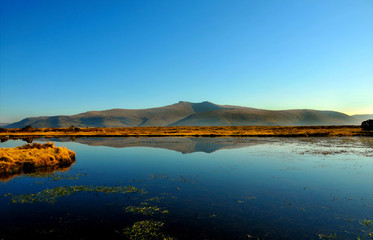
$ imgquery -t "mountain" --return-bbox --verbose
[351,114,373,124]
[4,101,372,128]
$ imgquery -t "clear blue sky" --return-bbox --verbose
[1,0,372,123]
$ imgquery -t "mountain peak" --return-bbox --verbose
[177,100,213,104]
[176,101,224,113]
[190,101,224,113]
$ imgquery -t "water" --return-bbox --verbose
[1,137,372,240]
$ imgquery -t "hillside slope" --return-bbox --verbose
[5,101,371,128]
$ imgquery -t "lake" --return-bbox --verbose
[0,137,372,240]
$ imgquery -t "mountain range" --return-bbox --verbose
[4,101,372,128]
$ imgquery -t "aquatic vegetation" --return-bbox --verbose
[0,143,75,179]
[46,172,87,181]
[1,193,12,197]
[359,219,373,228]
[144,196,165,203]
[149,174,196,184]
[26,172,87,181]
[358,219,373,239]
[318,233,337,239]
[29,172,86,185]
[125,203,168,216]
[123,220,174,240]
[0,137,372,239]
[9,185,145,204]
[292,137,373,157]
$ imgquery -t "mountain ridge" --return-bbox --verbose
[4,101,372,128]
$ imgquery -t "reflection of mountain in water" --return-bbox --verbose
[40,137,266,154]
[35,136,373,156]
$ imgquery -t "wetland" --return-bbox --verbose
[0,136,372,239]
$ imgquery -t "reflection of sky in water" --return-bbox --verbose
[0,138,372,239]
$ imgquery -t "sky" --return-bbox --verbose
[0,0,372,123]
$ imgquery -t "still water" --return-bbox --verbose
[1,137,372,240]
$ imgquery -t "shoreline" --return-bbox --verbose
[0,126,371,139]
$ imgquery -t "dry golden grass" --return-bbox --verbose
[0,125,371,138]
[0,143,75,179]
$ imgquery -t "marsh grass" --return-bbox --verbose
[0,126,370,139]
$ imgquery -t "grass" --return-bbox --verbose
[0,125,371,139]
[0,142,75,180]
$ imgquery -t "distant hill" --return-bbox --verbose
[4,101,372,128]
[350,114,373,124]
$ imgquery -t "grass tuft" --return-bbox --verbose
[0,143,75,180]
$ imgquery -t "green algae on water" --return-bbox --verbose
[10,185,145,204]
[317,233,337,239]
[358,218,373,239]
[144,196,165,203]
[123,220,174,240]
[359,219,373,228]
[47,172,87,181]
[125,203,168,216]
[27,172,87,181]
